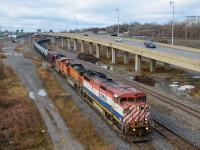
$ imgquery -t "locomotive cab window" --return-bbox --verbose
[100,85,106,91]
[128,97,134,102]
[84,76,90,82]
[142,96,146,102]
[136,97,141,102]
[120,97,127,104]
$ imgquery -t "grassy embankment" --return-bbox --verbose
[0,40,53,149]
[15,39,114,150]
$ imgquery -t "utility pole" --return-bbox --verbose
[74,17,77,34]
[66,19,67,32]
[116,8,119,37]
[185,20,188,46]
[169,1,174,45]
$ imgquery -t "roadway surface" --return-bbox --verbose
[89,35,200,60]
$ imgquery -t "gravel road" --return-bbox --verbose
[2,41,83,150]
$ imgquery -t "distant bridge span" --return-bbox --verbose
[38,33,200,72]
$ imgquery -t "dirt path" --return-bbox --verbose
[2,42,83,150]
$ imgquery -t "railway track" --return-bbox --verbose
[153,119,200,150]
[134,141,158,150]
[74,58,200,120]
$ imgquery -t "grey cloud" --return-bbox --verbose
[0,0,199,31]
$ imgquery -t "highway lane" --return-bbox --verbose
[89,35,200,60]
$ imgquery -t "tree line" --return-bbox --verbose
[80,22,200,39]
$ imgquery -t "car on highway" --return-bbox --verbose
[81,33,88,36]
[115,38,123,42]
[144,40,156,48]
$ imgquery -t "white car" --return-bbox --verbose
[115,38,123,42]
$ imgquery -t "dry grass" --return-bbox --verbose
[36,67,114,150]
[0,65,52,150]
[0,53,7,59]
[186,84,200,99]
[0,38,12,43]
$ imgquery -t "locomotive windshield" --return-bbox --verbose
[128,97,134,102]
[136,96,146,102]
[120,97,135,104]
[120,97,127,104]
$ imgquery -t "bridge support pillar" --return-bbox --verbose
[107,47,111,59]
[81,40,85,52]
[51,37,55,44]
[67,37,71,50]
[150,59,156,72]
[96,44,100,58]
[74,39,77,51]
[164,63,170,70]
[61,37,66,47]
[112,48,117,64]
[89,42,93,54]
[124,52,129,64]
[135,54,141,71]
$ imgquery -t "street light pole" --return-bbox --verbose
[169,1,174,45]
[116,8,119,37]
[74,17,77,34]
[185,20,188,46]
[66,19,67,32]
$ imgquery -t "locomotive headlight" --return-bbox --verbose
[134,119,137,122]
[145,127,149,130]
[133,128,136,131]
[145,120,148,124]
[145,118,147,121]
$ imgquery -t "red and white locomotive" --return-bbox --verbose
[81,69,153,138]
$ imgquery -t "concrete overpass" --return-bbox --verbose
[37,33,200,72]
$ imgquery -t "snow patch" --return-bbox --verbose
[192,76,200,79]
[4,52,22,56]
[178,85,194,91]
[38,89,47,96]
[173,82,179,84]
[100,66,107,69]
[169,84,179,87]
[29,92,35,100]
[49,103,54,108]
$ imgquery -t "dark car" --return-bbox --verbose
[144,40,156,48]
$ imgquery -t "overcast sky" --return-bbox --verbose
[0,0,199,32]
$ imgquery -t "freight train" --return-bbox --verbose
[34,38,154,140]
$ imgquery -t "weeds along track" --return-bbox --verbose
[153,119,200,150]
